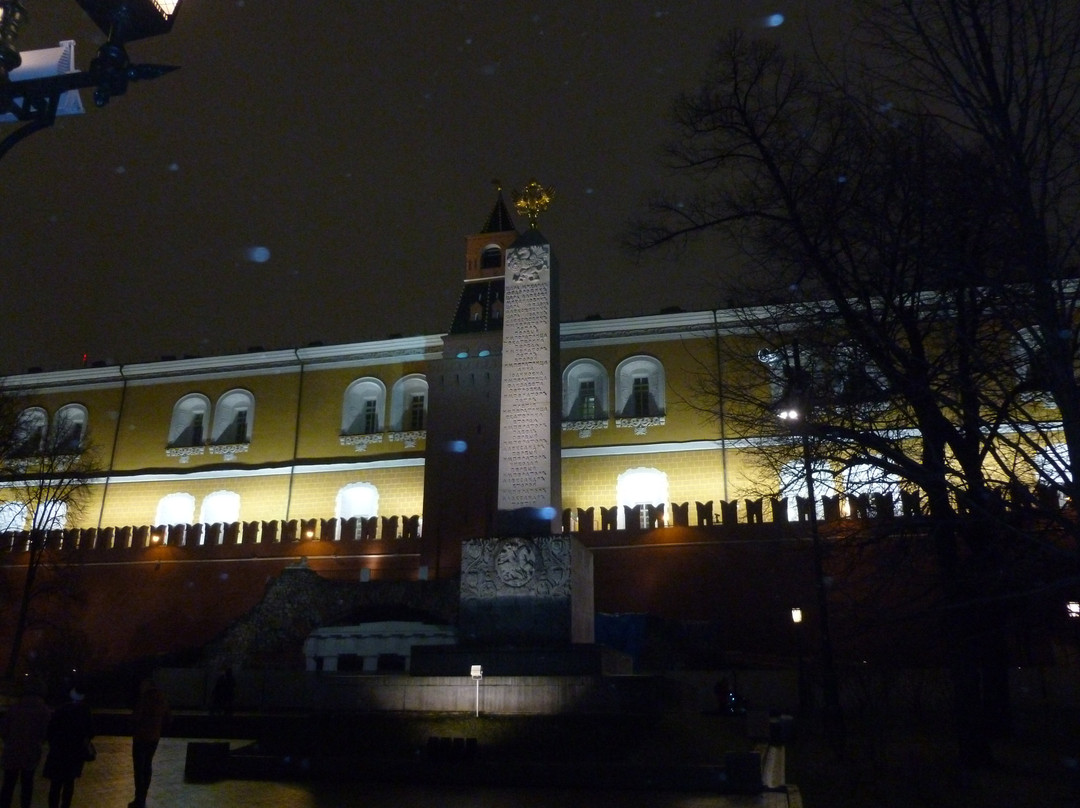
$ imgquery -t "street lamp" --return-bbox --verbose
[0,0,182,159]
[775,339,845,752]
[790,606,808,713]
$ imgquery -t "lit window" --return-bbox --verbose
[362,400,379,434]
[579,381,597,420]
[562,359,609,420]
[155,493,195,526]
[0,502,27,532]
[615,356,664,417]
[200,490,240,525]
[616,467,669,529]
[343,378,386,435]
[389,375,427,431]
[13,408,47,457]
[54,404,88,453]
[631,377,651,417]
[168,394,210,447]
[844,463,899,516]
[779,460,838,522]
[1014,327,1054,392]
[212,390,255,444]
[336,482,379,520]
[1035,444,1072,508]
[32,501,67,531]
[408,394,426,430]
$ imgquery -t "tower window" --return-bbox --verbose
[481,246,502,269]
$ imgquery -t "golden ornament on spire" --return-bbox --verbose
[513,179,554,229]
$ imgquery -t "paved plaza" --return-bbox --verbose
[16,735,796,808]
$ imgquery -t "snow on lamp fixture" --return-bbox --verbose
[0,0,183,159]
[75,0,182,44]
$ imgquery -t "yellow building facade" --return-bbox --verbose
[1,310,775,539]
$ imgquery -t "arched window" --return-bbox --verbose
[13,407,47,456]
[1013,326,1053,393]
[54,403,88,453]
[212,389,255,444]
[779,459,838,521]
[480,244,503,270]
[336,482,380,520]
[616,467,669,529]
[757,345,810,407]
[389,375,428,431]
[32,501,67,531]
[843,463,899,516]
[0,502,27,532]
[168,394,210,447]
[832,343,888,405]
[155,493,196,526]
[1035,444,1071,508]
[1036,443,1071,486]
[615,355,665,417]
[342,378,386,435]
[200,490,240,525]
[563,359,609,421]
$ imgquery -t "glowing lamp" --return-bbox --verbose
[791,606,803,624]
[0,0,183,159]
[75,0,183,44]
[1068,601,1080,618]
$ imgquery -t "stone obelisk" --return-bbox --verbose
[494,180,562,535]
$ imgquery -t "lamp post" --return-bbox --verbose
[776,340,845,752]
[790,606,808,713]
[0,0,182,160]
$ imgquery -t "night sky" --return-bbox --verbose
[0,1,825,376]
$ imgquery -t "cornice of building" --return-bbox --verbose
[558,309,754,346]
[2,335,449,391]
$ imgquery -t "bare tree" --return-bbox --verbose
[631,18,1079,763]
[862,0,1080,519]
[0,394,96,679]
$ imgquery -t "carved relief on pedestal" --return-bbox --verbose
[460,536,572,600]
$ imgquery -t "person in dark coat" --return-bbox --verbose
[210,667,235,716]
[129,677,170,808]
[42,687,94,808]
[0,679,51,808]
